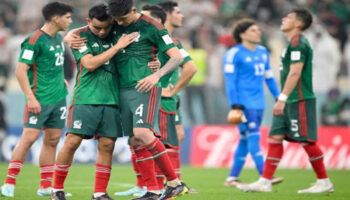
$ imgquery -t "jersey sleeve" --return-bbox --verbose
[18,38,39,66]
[71,31,92,62]
[177,40,192,67]
[148,26,176,53]
[289,40,308,64]
[223,48,240,106]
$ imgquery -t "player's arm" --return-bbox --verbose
[162,60,197,97]
[136,46,182,92]
[64,28,87,49]
[264,52,280,99]
[81,32,138,72]
[15,62,41,114]
[273,62,303,116]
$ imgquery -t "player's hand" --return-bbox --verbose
[227,109,245,124]
[64,32,86,49]
[273,100,285,116]
[115,32,139,50]
[27,96,41,115]
[161,85,173,97]
[136,73,160,93]
[148,58,160,73]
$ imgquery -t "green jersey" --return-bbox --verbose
[18,30,67,105]
[159,39,192,112]
[280,34,315,103]
[71,26,119,105]
[113,14,176,88]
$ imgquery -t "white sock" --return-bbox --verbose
[93,192,105,198]
[166,179,181,187]
[53,189,64,193]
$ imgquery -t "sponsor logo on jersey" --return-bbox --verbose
[29,116,38,125]
[49,46,55,51]
[245,57,252,62]
[73,120,82,129]
[79,45,88,53]
[22,49,34,60]
[92,43,99,48]
[136,119,143,124]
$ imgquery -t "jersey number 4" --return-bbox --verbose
[55,52,64,66]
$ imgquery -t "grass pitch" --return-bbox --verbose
[0,163,349,200]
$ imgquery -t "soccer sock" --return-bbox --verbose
[229,136,248,178]
[155,164,165,190]
[167,147,181,179]
[5,160,24,185]
[145,138,178,182]
[262,138,283,180]
[302,143,328,179]
[247,132,264,175]
[134,146,159,191]
[53,163,71,190]
[39,164,54,189]
[94,164,111,193]
[130,147,144,188]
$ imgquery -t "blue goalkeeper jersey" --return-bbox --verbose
[223,44,280,109]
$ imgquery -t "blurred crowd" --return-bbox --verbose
[0,0,350,127]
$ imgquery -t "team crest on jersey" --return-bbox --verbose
[245,57,252,62]
[134,32,141,42]
[29,116,38,125]
[73,120,82,129]
[49,46,55,51]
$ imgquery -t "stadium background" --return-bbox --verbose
[0,0,349,171]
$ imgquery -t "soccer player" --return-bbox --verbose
[50,4,138,200]
[0,2,73,197]
[237,8,334,193]
[108,0,187,199]
[223,19,281,187]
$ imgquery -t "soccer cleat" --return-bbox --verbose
[37,187,53,196]
[272,177,284,185]
[130,192,160,200]
[237,177,272,192]
[297,179,334,194]
[224,179,242,187]
[132,188,147,197]
[92,193,114,200]
[159,183,188,200]
[51,191,66,200]
[182,182,198,194]
[0,183,15,197]
[114,186,143,196]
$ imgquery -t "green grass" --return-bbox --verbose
[0,163,349,200]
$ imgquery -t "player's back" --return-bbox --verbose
[19,29,67,105]
[223,44,269,109]
[113,14,175,88]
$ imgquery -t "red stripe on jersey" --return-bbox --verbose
[23,104,29,124]
[33,62,37,94]
[29,30,43,45]
[299,100,308,137]
[151,45,156,60]
[67,63,83,128]
[140,14,164,31]
[291,34,300,47]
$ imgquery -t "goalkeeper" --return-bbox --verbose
[223,19,281,186]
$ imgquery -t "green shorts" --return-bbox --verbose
[24,98,66,129]
[67,104,122,139]
[159,108,179,147]
[120,87,161,137]
[269,99,317,142]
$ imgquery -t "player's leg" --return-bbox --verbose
[0,128,41,197]
[296,100,333,193]
[127,87,185,199]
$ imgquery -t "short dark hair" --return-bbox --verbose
[42,2,73,21]
[108,0,133,17]
[291,8,313,31]
[157,1,178,14]
[142,4,166,24]
[232,19,256,44]
[89,4,110,21]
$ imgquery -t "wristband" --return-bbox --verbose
[278,93,288,102]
